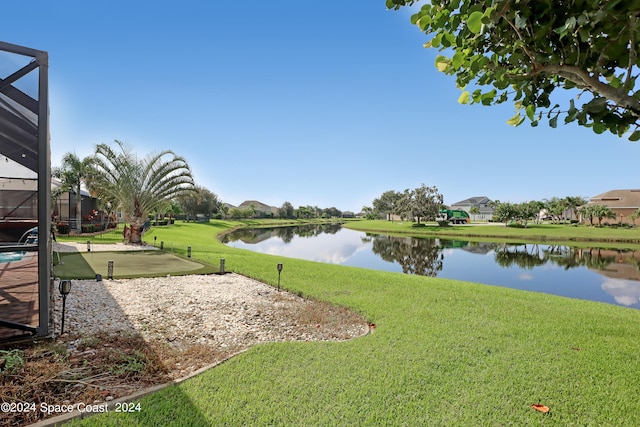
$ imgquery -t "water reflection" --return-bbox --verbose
[370,235,443,276]
[222,225,640,309]
[222,224,361,264]
[222,224,342,245]
[602,279,640,306]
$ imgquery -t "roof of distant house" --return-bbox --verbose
[237,200,278,213]
[451,196,493,206]
[589,189,640,208]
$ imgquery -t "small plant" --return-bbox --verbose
[109,351,147,375]
[0,349,25,374]
[51,342,68,363]
[78,336,100,351]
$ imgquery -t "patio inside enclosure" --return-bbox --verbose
[0,41,51,341]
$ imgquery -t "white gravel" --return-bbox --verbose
[52,242,369,349]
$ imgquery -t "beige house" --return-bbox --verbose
[586,189,640,225]
[237,200,279,218]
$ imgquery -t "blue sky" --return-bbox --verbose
[2,1,638,212]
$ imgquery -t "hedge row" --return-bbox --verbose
[56,222,117,235]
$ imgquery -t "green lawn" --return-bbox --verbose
[345,219,640,248]
[64,221,640,426]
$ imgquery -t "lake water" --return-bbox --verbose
[222,224,640,310]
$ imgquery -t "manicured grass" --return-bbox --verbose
[345,219,640,247]
[66,221,640,426]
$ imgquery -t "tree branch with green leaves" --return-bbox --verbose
[387,0,640,140]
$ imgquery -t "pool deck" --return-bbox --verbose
[0,252,40,340]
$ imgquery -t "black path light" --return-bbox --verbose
[58,279,72,334]
[277,263,283,291]
[107,260,114,280]
[187,246,192,258]
[154,235,157,246]
[87,240,91,252]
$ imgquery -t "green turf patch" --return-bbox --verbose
[54,250,210,279]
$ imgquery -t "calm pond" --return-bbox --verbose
[222,224,640,310]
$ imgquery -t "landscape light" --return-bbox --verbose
[58,280,72,334]
[277,263,283,291]
[87,240,91,252]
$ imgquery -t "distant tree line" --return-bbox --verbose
[363,188,640,228]
[276,202,342,220]
[219,202,344,220]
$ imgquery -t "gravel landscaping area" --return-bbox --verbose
[52,241,369,375]
[54,273,369,350]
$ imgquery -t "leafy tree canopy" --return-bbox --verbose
[176,185,221,219]
[387,0,640,139]
[279,201,295,219]
[373,190,402,220]
[395,184,443,224]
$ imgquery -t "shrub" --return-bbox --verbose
[80,223,102,233]
[56,222,69,234]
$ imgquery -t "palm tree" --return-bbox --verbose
[564,196,588,221]
[629,208,640,227]
[579,204,595,225]
[52,153,93,234]
[591,204,616,226]
[87,141,195,244]
[544,197,567,223]
[469,206,480,221]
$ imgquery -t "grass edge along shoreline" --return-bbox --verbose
[59,220,640,426]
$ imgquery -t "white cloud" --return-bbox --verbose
[601,279,640,306]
